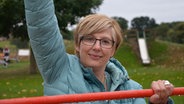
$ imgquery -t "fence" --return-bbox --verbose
[0,87,184,104]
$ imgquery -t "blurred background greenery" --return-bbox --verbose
[0,0,184,103]
[0,39,183,103]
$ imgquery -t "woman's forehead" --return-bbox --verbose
[86,30,115,41]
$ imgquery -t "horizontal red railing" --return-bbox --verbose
[0,87,184,104]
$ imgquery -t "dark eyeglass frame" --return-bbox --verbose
[80,35,115,49]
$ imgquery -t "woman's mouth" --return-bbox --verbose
[89,54,102,60]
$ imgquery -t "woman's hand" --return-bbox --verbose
[149,80,174,104]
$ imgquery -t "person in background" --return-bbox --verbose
[24,0,174,103]
[3,46,10,67]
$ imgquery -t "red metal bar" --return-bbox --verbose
[0,87,184,104]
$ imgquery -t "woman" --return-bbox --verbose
[24,0,174,103]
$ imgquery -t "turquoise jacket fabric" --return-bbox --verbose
[24,0,173,104]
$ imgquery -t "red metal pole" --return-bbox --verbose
[0,87,184,104]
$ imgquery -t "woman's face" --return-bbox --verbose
[76,30,116,70]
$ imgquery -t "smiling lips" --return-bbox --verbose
[88,53,102,60]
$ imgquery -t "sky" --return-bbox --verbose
[97,0,184,24]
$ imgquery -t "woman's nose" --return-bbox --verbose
[92,40,101,49]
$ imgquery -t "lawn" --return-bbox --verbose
[0,61,43,99]
[0,40,184,103]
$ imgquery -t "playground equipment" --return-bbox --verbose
[138,38,151,64]
[0,87,184,104]
[137,29,151,64]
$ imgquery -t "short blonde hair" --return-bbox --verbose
[74,14,123,55]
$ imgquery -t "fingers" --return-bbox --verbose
[150,80,174,104]
[150,94,162,104]
[165,81,174,96]
[151,80,168,103]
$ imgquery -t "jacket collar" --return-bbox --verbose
[106,58,130,91]
[81,57,130,91]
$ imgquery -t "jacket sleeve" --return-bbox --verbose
[130,80,147,104]
[148,97,174,104]
[24,0,69,83]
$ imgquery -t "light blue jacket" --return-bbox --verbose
[24,0,173,104]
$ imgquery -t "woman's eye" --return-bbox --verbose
[85,37,95,42]
[102,39,111,44]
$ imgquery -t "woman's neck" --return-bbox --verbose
[92,68,107,90]
[92,67,105,82]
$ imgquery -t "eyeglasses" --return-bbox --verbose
[80,35,115,49]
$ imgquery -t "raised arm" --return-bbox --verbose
[24,0,68,82]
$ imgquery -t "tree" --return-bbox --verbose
[0,0,26,39]
[131,16,158,37]
[168,22,184,43]
[153,22,184,44]
[131,16,157,30]
[0,0,103,74]
[54,0,103,32]
[0,0,103,38]
[112,16,128,31]
[154,23,170,40]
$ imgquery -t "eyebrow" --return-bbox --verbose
[86,35,114,40]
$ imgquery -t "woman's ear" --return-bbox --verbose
[75,44,80,52]
[75,45,80,57]
[110,47,116,57]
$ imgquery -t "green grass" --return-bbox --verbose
[129,66,184,103]
[114,43,141,68]
[0,40,184,103]
[0,72,43,98]
[114,40,184,103]
[0,61,43,99]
